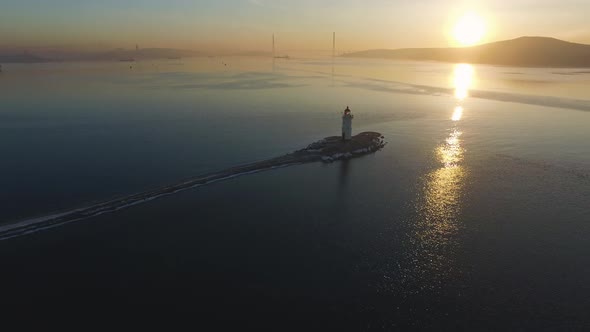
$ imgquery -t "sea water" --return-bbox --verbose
[0,56,589,328]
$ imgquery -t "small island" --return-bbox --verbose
[295,131,386,163]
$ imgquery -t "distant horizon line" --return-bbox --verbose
[0,36,590,63]
[1,35,589,55]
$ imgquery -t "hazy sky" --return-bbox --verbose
[2,0,589,51]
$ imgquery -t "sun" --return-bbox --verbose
[453,12,486,46]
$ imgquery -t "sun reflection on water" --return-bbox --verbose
[410,129,466,289]
[438,130,463,168]
[453,64,474,100]
[406,64,472,290]
[452,106,463,122]
[418,129,465,247]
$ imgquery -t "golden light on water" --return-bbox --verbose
[420,163,465,239]
[453,63,474,100]
[453,12,486,46]
[437,130,463,169]
[407,60,474,287]
[423,129,465,231]
[410,60,469,281]
[411,128,466,281]
[452,106,463,121]
[425,129,465,230]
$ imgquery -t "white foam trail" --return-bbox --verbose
[0,162,302,241]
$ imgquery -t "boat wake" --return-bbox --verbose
[0,163,302,241]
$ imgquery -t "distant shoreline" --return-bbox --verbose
[343,36,590,68]
[0,47,203,64]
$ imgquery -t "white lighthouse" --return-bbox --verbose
[342,106,353,141]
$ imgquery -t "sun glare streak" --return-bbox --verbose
[410,127,465,284]
[409,61,472,287]
[438,130,463,169]
[453,63,474,100]
[452,106,463,121]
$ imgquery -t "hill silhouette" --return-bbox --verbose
[343,37,590,67]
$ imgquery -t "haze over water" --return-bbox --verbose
[1,56,589,328]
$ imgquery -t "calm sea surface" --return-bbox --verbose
[1,56,589,329]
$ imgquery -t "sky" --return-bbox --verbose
[1,0,589,52]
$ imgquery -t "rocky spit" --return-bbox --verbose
[0,132,385,240]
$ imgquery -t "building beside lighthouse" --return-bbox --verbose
[342,106,353,141]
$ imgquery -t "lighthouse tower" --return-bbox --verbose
[342,106,353,141]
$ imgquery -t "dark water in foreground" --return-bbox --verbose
[2,153,588,329]
[1,57,589,329]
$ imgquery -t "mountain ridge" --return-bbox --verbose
[343,37,590,67]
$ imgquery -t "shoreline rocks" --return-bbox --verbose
[296,132,386,163]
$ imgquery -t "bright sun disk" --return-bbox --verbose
[453,12,486,46]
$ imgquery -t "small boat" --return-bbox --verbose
[119,58,136,62]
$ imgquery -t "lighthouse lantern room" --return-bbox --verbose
[342,106,353,141]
